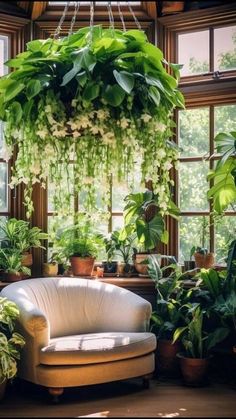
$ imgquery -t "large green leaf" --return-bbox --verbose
[124,30,147,43]
[82,81,100,101]
[4,81,25,103]
[9,101,22,125]
[207,158,236,213]
[103,84,126,107]
[148,85,160,106]
[61,47,96,86]
[136,214,164,250]
[113,70,134,94]
[26,79,42,100]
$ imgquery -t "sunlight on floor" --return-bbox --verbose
[157,407,187,417]
[78,411,110,417]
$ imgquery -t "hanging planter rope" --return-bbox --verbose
[0,1,184,218]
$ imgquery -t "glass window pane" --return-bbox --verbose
[0,163,7,212]
[0,122,4,159]
[179,216,210,263]
[215,216,236,263]
[214,25,236,72]
[179,108,209,157]
[112,216,124,231]
[214,104,236,136]
[0,35,8,77]
[178,31,209,77]
[179,161,209,211]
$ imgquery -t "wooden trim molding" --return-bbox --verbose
[34,19,155,40]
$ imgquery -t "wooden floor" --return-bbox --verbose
[0,373,235,418]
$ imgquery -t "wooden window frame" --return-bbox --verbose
[157,3,236,261]
[0,12,30,221]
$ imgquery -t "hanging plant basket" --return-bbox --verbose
[0,23,184,217]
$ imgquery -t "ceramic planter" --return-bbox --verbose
[43,263,58,277]
[102,261,118,274]
[134,254,149,276]
[21,252,33,267]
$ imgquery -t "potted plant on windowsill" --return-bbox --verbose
[0,218,48,268]
[0,297,25,400]
[120,190,179,277]
[102,229,136,276]
[101,233,119,275]
[0,249,31,282]
[192,217,215,269]
[55,215,103,277]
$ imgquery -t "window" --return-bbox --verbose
[178,104,236,263]
[0,34,9,221]
[177,24,236,78]
[157,4,236,262]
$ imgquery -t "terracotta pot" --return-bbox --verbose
[134,254,150,276]
[5,272,23,282]
[21,252,33,267]
[0,380,7,401]
[177,353,210,386]
[70,256,95,276]
[194,252,215,269]
[43,263,58,277]
[156,339,181,377]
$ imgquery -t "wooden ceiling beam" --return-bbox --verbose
[31,1,47,20]
[141,2,157,19]
[17,1,47,20]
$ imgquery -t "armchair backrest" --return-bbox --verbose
[1,277,152,338]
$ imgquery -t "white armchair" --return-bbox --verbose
[1,276,156,400]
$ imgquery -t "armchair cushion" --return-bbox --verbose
[40,332,156,365]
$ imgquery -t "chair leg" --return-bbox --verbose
[48,387,64,403]
[142,373,153,389]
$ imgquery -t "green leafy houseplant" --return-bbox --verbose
[120,190,179,275]
[0,297,25,398]
[54,214,103,276]
[148,255,186,376]
[0,25,184,217]
[102,229,136,275]
[0,218,48,266]
[0,249,31,282]
[208,131,236,214]
[173,304,229,386]
[173,304,229,360]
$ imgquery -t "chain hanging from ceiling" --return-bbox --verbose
[53,1,142,39]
